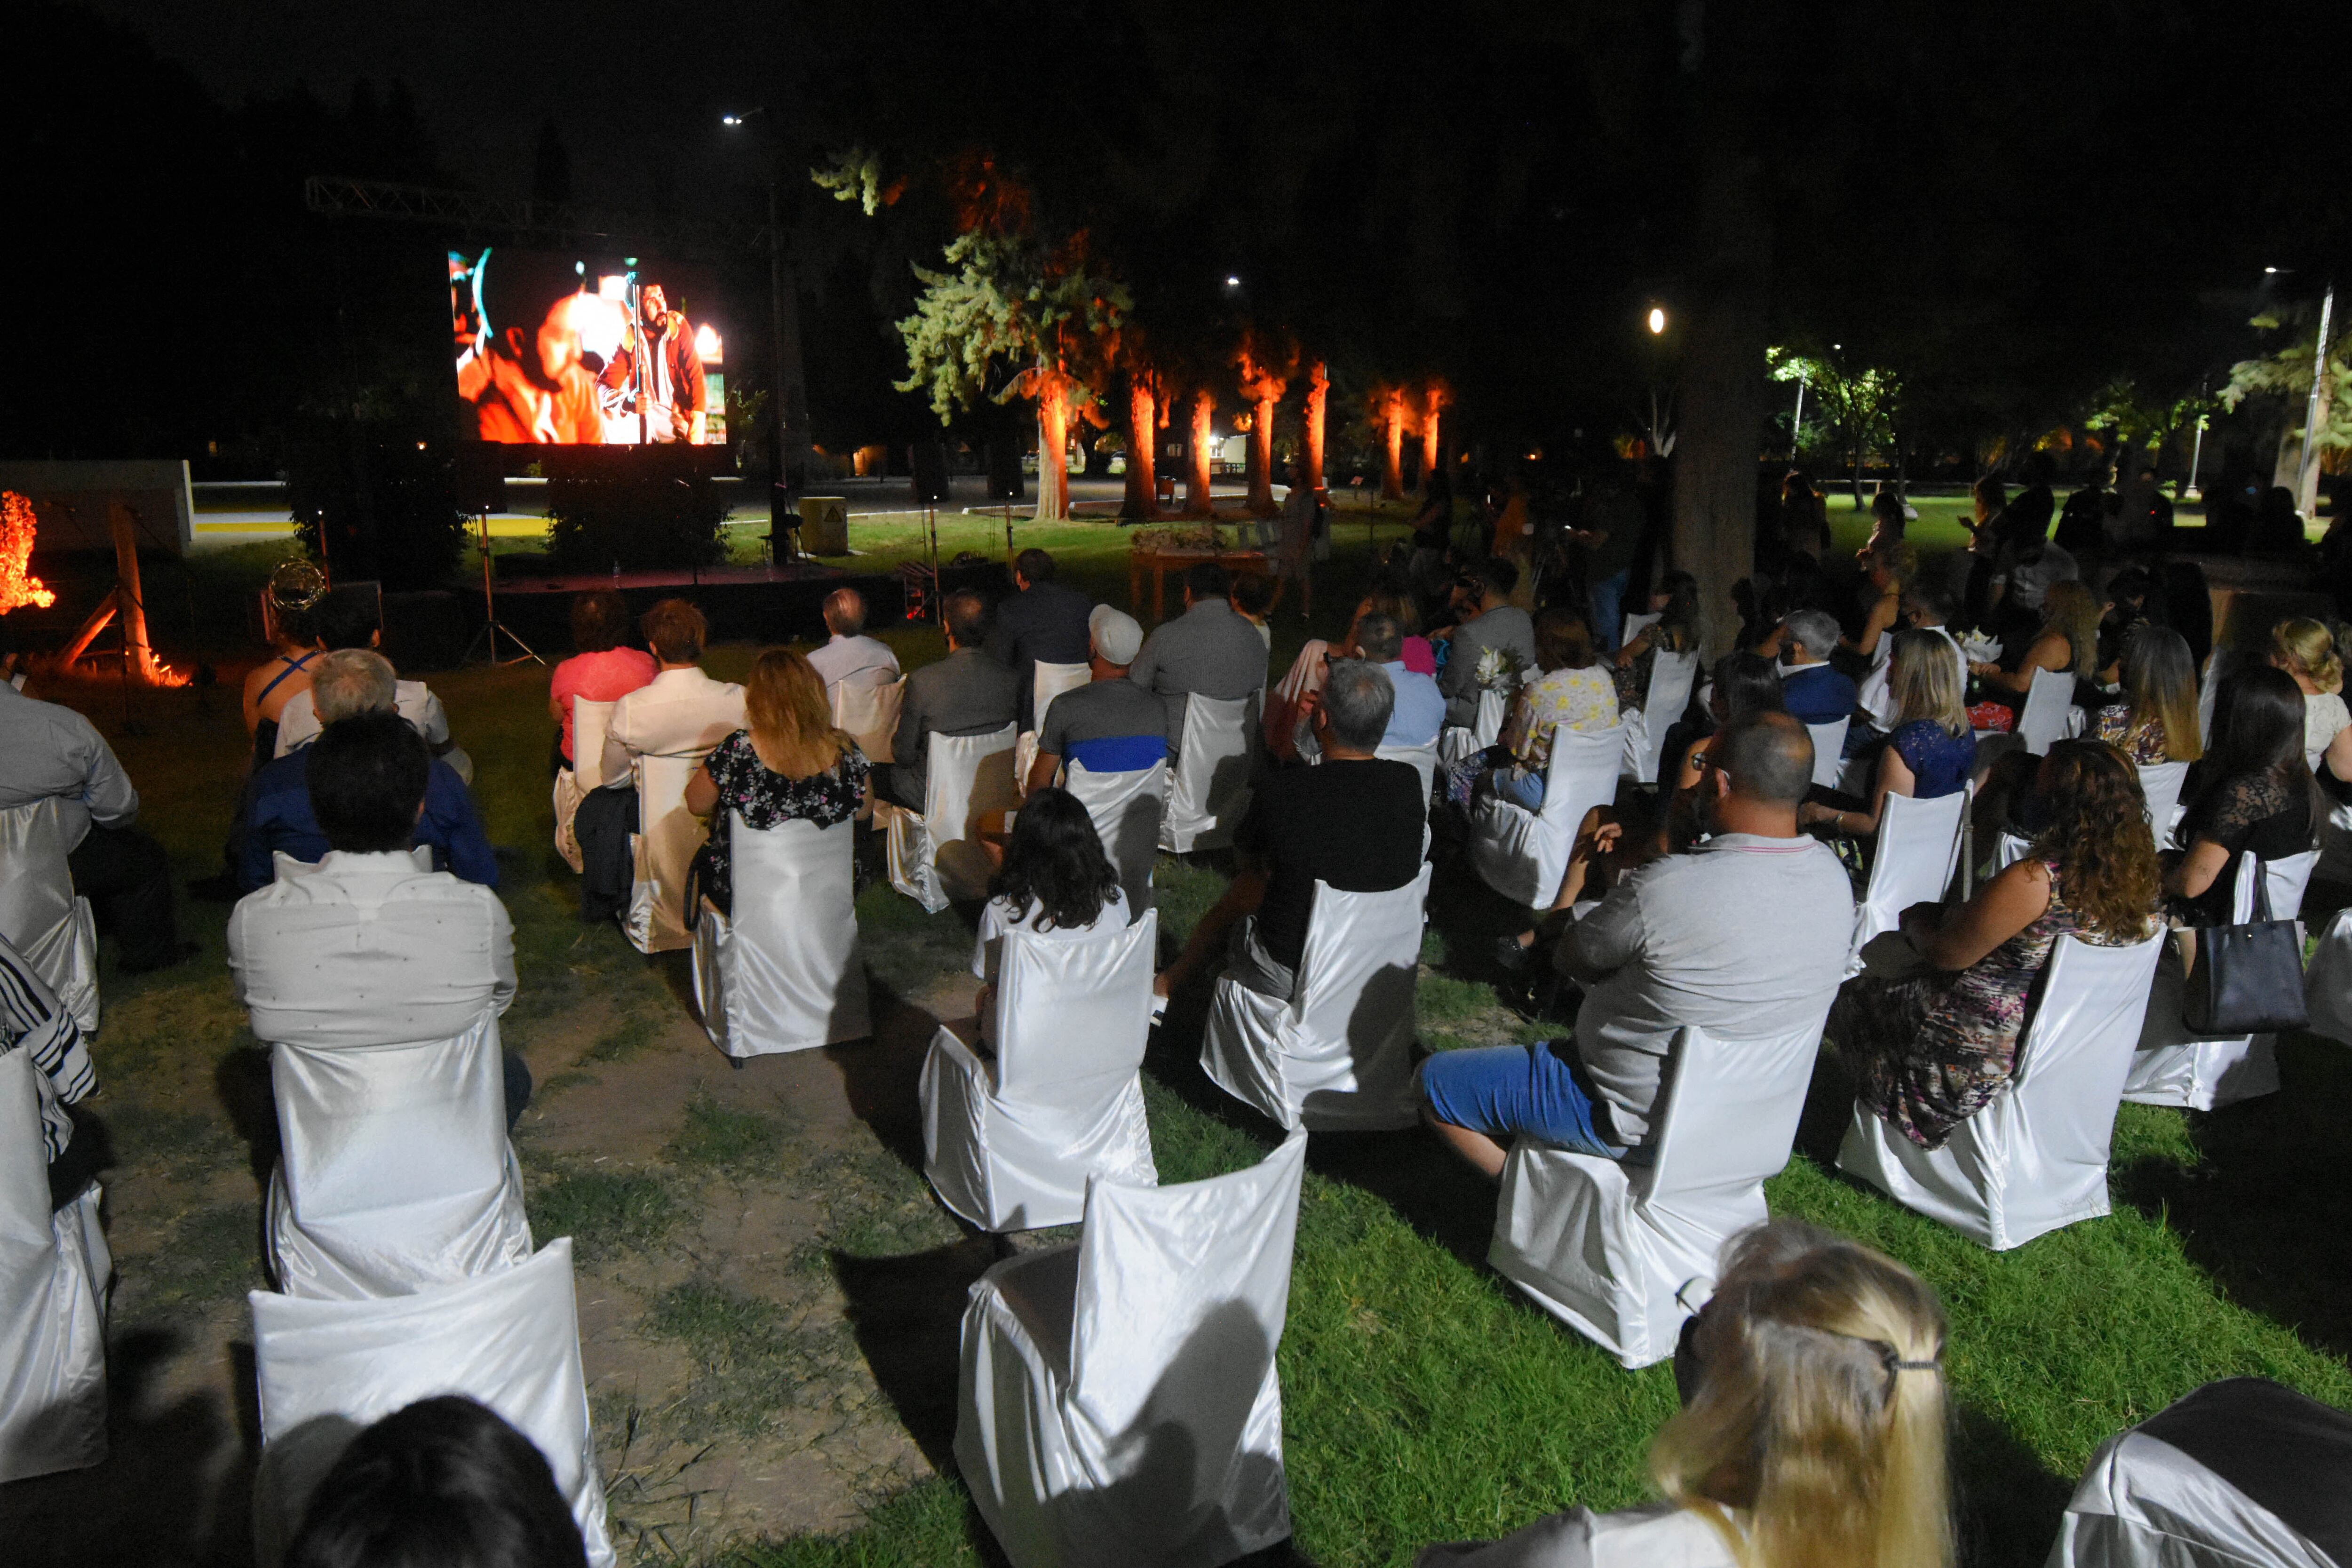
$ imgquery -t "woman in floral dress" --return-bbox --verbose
[1830,740,2159,1148]
[685,647,871,916]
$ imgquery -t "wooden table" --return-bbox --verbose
[1129,547,1270,623]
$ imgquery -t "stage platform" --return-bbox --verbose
[491,559,846,594]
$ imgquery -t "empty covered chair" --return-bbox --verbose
[0,798,99,1036]
[2050,1377,2352,1568]
[1065,759,1167,919]
[626,750,711,953]
[1469,724,1625,911]
[1200,865,1432,1132]
[956,1132,1307,1568]
[0,1049,109,1483]
[1488,1019,1827,1369]
[1849,788,1968,964]
[249,1238,612,1568]
[831,674,904,765]
[1622,648,1700,786]
[922,911,1159,1231]
[882,723,1020,913]
[1160,692,1260,853]
[550,696,616,876]
[265,1010,532,1299]
[1838,929,2164,1250]
[694,814,870,1061]
[2125,850,2318,1110]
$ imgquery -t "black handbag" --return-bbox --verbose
[2181,853,2309,1037]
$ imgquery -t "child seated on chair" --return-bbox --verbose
[970,789,1126,1050]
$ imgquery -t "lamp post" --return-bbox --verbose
[2297,282,2336,522]
[722,108,810,538]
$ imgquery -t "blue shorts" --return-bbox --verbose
[1419,1041,1628,1158]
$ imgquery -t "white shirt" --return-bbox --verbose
[970,886,1129,982]
[601,665,747,780]
[275,680,451,757]
[228,851,515,1049]
[0,681,139,850]
[808,633,901,691]
[1417,1501,1738,1568]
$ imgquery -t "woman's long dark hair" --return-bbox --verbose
[991,788,1121,932]
[2201,664,2321,825]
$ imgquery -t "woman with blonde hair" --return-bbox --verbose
[1418,1218,1952,1568]
[2268,616,2352,777]
[2093,625,2203,765]
[685,647,871,916]
[1970,578,2102,718]
[1801,628,1975,842]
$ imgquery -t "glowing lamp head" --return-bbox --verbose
[694,324,723,364]
[722,113,744,127]
[1646,307,1667,335]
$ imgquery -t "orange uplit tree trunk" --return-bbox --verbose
[1121,372,1160,520]
[1185,389,1216,516]
[1301,360,1328,493]
[1421,382,1451,486]
[1238,345,1289,517]
[1374,388,1407,500]
[1030,363,1074,521]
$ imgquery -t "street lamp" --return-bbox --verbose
[1646,306,1667,335]
[720,106,806,533]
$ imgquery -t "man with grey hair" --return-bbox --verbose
[238,649,497,893]
[1154,659,1426,1002]
[1774,608,1858,728]
[807,587,899,693]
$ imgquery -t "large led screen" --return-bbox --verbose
[450,248,729,446]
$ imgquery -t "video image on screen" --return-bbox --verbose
[450,247,729,446]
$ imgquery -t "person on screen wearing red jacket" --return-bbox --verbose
[597,283,707,444]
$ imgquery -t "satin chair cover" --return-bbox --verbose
[1014,661,1096,786]
[921,912,1159,1231]
[249,1238,612,1568]
[2124,850,2317,1111]
[1160,692,1260,853]
[832,674,905,765]
[882,723,1020,913]
[956,1133,1307,1568]
[1438,686,1509,771]
[693,814,869,1059]
[551,697,616,875]
[1469,724,1625,911]
[1064,760,1167,919]
[1200,865,1432,1132]
[2137,760,2191,851]
[1804,718,1851,790]
[2303,904,2352,1048]
[1488,1019,1829,1369]
[1622,648,1699,786]
[1839,930,2164,1250]
[1375,740,1441,806]
[0,1050,109,1482]
[1849,788,1968,969]
[626,750,711,953]
[0,798,99,1036]
[2018,667,2080,756]
[264,1011,532,1300]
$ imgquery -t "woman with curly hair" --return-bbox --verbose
[2268,616,2352,778]
[1830,739,2159,1149]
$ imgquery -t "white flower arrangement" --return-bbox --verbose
[1474,645,1522,692]
[1956,631,2002,665]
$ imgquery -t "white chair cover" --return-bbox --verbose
[2304,905,2352,1048]
[693,814,870,1059]
[0,1049,109,1483]
[1618,611,1662,647]
[832,675,905,765]
[2137,761,2190,851]
[1804,718,1850,790]
[1200,865,1433,1132]
[1622,649,1700,786]
[1160,692,1260,853]
[921,912,1159,1231]
[883,723,1020,914]
[249,1239,612,1568]
[264,1011,533,1300]
[1374,740,1441,807]
[956,1133,1307,1568]
[2196,650,2229,749]
[0,799,99,1036]
[626,750,712,953]
[1838,930,2164,1250]
[551,698,616,875]
[1488,1019,1828,1369]
[1469,724,1626,911]
[2018,667,2078,756]
[2124,850,2318,1111]
[1849,788,1968,969]
[1065,760,1167,919]
[2049,1377,2352,1568]
[1438,687,1510,770]
[1014,661,1094,789]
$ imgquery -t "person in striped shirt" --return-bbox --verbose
[0,930,98,1210]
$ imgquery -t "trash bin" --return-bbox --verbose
[798,495,849,556]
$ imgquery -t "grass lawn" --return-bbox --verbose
[13,506,2352,1567]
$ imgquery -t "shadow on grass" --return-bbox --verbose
[1951,1402,2079,1568]
[830,1237,1005,1474]
[825,980,947,1172]
[212,1043,278,1187]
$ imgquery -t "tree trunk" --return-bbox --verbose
[1186,389,1216,516]
[1380,395,1406,500]
[1302,360,1328,492]
[1247,395,1280,516]
[1421,387,1445,483]
[1121,376,1160,520]
[1032,377,1070,522]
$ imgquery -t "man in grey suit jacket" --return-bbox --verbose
[1127,562,1269,749]
[1437,556,1538,728]
[879,588,1021,810]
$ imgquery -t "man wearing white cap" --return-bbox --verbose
[1024,605,1169,795]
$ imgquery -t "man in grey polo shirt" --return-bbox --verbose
[1127,561,1268,749]
[1025,605,1168,793]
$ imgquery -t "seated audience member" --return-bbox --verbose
[281,1395,588,1568]
[1773,609,1859,728]
[1841,542,1915,671]
[1418,1219,1951,1568]
[1154,661,1424,1002]
[1800,629,1975,842]
[1422,712,1852,1169]
[683,648,870,919]
[1366,586,1437,674]
[2093,564,2158,679]
[0,628,186,973]
[2269,616,2352,778]
[1831,740,2158,1148]
[275,594,469,781]
[1128,562,1270,749]
[1463,611,1618,812]
[244,562,326,769]
[1436,557,1539,727]
[876,588,1020,811]
[547,590,655,771]
[1356,613,1445,751]
[969,788,1129,1043]
[576,599,745,924]
[1969,578,2100,718]
[1858,581,1967,732]
[989,549,1094,727]
[1861,483,1909,554]
[1230,572,1278,650]
[0,929,99,1210]
[1263,587,1432,762]
[1609,570,1701,710]
[230,712,532,1131]
[1026,606,1166,794]
[2093,625,2202,766]
[806,587,901,695]
[2167,666,2319,931]
[242,651,496,893]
